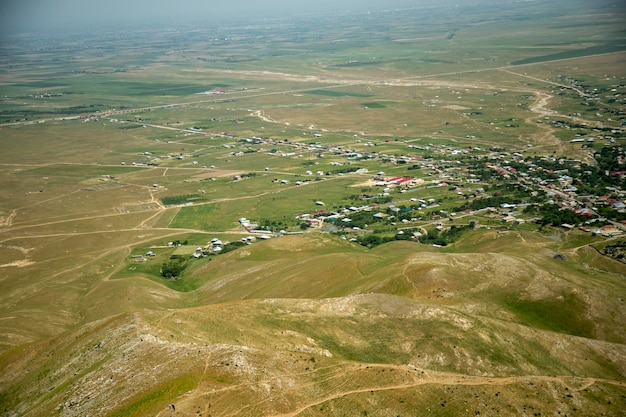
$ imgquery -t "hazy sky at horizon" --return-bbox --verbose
[0,0,421,33]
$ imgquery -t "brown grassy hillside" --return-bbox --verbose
[1,233,625,416]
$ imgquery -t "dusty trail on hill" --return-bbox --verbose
[275,372,625,417]
[160,359,626,417]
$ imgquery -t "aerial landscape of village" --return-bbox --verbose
[0,0,625,415]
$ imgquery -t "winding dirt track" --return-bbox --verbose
[275,370,623,417]
[155,360,626,417]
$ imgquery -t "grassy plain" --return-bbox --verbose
[0,0,625,416]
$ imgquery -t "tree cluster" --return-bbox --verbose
[161,258,187,279]
[161,195,204,206]
[525,204,589,227]
[220,241,247,254]
[418,225,471,246]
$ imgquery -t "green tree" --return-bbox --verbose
[161,259,187,278]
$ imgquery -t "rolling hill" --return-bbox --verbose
[1,1,625,415]
[1,233,625,416]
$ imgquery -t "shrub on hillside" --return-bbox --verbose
[161,259,187,278]
[220,241,247,254]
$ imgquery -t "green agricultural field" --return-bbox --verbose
[1,0,625,416]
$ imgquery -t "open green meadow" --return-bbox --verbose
[1,0,625,415]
